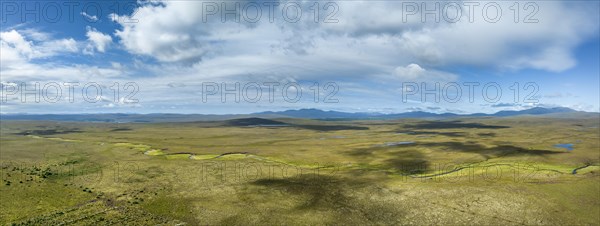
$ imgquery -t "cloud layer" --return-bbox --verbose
[1,1,599,113]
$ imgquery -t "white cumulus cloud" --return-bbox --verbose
[84,26,112,54]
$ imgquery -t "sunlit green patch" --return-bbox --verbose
[164,154,192,159]
[144,149,165,156]
[574,165,600,174]
[26,135,81,142]
[189,154,220,160]
[214,153,249,160]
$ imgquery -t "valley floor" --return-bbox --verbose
[1,116,599,225]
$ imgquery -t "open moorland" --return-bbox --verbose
[1,115,599,225]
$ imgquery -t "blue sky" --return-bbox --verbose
[1,0,599,114]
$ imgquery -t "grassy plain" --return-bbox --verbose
[0,116,598,225]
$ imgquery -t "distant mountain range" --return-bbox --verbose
[258,107,582,119]
[1,107,595,122]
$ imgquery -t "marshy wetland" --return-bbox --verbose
[1,116,599,225]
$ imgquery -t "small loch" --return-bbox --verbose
[554,143,574,151]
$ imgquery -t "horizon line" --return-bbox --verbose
[0,106,594,116]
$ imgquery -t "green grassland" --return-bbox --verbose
[0,116,598,225]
